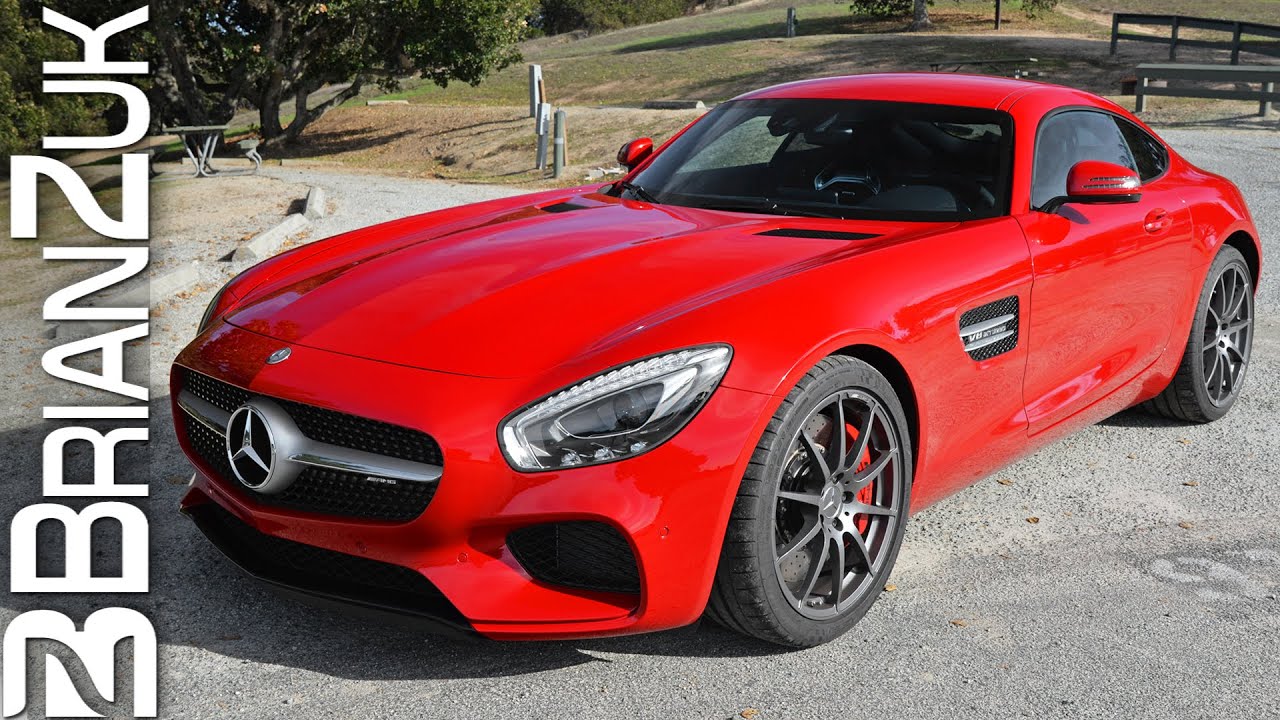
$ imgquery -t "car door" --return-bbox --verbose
[1017,109,1192,434]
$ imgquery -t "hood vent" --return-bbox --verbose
[757,228,879,241]
[540,201,593,214]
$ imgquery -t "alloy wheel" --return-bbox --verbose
[772,389,904,620]
[1201,264,1253,406]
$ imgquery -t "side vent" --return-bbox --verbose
[757,228,879,241]
[958,296,1019,361]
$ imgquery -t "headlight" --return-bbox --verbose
[500,345,732,471]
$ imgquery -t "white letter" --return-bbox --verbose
[43,427,148,497]
[9,503,148,593]
[41,7,149,75]
[43,247,148,321]
[2,608,157,717]
[42,81,149,149]
[10,155,148,240]
[43,324,149,401]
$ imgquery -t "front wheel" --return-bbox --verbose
[1144,245,1254,423]
[707,356,912,647]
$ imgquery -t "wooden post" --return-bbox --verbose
[1261,81,1273,116]
[785,7,796,38]
[1169,16,1180,60]
[1110,13,1120,55]
[994,0,1002,30]
[1232,22,1243,64]
[1135,75,1147,113]
[552,109,566,178]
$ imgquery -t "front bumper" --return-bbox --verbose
[173,321,773,640]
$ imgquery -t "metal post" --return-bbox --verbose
[994,0,1002,31]
[535,102,551,169]
[1232,22,1243,64]
[1110,13,1120,54]
[528,65,542,118]
[552,109,566,179]
[1261,82,1273,116]
[1169,16,1180,60]
[1135,76,1147,113]
[786,7,796,38]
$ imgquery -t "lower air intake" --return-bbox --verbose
[507,522,640,594]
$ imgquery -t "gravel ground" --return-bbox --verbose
[1,129,1277,719]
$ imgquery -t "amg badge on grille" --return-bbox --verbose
[958,296,1020,361]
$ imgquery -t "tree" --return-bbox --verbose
[909,0,931,30]
[160,0,536,145]
[0,0,109,161]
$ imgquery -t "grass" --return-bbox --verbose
[1085,0,1280,26]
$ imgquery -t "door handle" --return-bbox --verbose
[1144,208,1171,234]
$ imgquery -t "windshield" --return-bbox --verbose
[619,98,1014,221]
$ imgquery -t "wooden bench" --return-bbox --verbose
[1134,63,1280,121]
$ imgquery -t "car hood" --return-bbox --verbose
[225,194,924,379]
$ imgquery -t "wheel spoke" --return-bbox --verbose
[798,430,833,484]
[776,519,822,566]
[778,489,822,506]
[843,405,876,474]
[847,448,896,491]
[830,536,847,607]
[848,528,872,570]
[1205,347,1222,395]
[1225,277,1247,321]
[851,501,894,517]
[797,532,830,606]
[1224,319,1250,336]
[828,396,847,473]
[1219,347,1234,393]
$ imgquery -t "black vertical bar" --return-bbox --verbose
[1110,13,1120,55]
[1170,16,1180,60]
[995,0,1002,30]
[1232,22,1243,64]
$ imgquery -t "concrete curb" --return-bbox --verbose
[303,186,327,220]
[52,262,201,339]
[232,213,310,262]
[642,100,706,110]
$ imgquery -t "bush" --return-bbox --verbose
[537,0,739,35]
[1022,0,1059,19]
[848,0,927,19]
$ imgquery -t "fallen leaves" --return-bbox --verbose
[740,709,760,720]
[949,618,968,627]
[1025,517,1040,524]
[1178,521,1195,530]
[883,583,897,592]
[1182,480,1200,487]
[996,478,1014,486]
[1177,438,1193,445]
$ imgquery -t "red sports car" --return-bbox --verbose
[174,74,1260,647]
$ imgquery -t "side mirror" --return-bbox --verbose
[1041,160,1142,213]
[617,137,654,170]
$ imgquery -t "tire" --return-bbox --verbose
[1143,245,1255,423]
[707,355,912,647]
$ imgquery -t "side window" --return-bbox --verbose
[1115,119,1168,181]
[679,115,785,173]
[1031,110,1138,209]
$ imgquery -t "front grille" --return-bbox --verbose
[508,522,640,594]
[178,368,442,522]
[188,501,469,630]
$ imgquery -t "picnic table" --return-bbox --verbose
[928,57,1039,77]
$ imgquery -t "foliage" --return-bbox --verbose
[1022,0,1059,19]
[0,0,109,160]
[154,0,536,144]
[848,0,918,18]
[537,0,738,35]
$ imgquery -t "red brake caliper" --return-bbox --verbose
[847,422,874,535]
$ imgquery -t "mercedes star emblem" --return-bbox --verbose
[226,405,275,490]
[266,347,292,364]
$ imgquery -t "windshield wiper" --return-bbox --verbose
[616,180,660,204]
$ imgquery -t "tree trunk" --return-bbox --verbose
[278,77,366,146]
[909,0,932,30]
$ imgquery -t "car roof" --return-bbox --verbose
[735,73,1066,110]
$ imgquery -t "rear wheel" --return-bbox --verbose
[707,356,911,647]
[1144,245,1254,422]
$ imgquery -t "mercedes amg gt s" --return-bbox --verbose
[173,74,1260,647]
